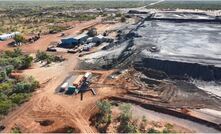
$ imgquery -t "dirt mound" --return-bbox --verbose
[37,120,54,126]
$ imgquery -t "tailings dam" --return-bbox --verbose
[133,12,221,81]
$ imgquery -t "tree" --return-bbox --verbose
[9,93,31,105]
[14,76,39,93]
[0,99,14,115]
[96,100,112,123]
[36,51,49,62]
[97,100,112,115]
[95,100,112,132]
[116,13,122,17]
[0,71,6,82]
[118,103,138,133]
[14,34,26,43]
[20,55,33,69]
[119,103,132,122]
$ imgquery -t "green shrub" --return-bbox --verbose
[96,100,112,124]
[164,123,173,130]
[97,100,112,116]
[36,51,49,61]
[0,71,6,82]
[9,93,31,105]
[119,103,132,122]
[0,49,33,70]
[20,55,33,69]
[36,51,64,64]
[14,76,39,93]
[0,81,13,92]
[0,99,14,115]
[116,13,122,17]
[147,128,160,133]
[14,34,26,43]
[11,127,22,133]
[118,103,138,133]
[5,65,14,75]
[162,128,171,133]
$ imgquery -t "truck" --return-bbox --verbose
[60,82,68,92]
[84,72,92,81]
[73,75,84,88]
[65,86,76,95]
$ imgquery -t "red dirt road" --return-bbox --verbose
[0,18,101,53]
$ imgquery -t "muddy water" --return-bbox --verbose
[131,104,220,133]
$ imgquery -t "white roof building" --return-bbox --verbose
[0,32,20,41]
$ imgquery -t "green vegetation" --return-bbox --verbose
[147,127,160,133]
[0,49,39,117]
[147,1,221,10]
[49,25,70,34]
[118,103,138,133]
[36,51,65,65]
[75,14,97,21]
[93,101,176,133]
[11,127,22,133]
[0,0,154,34]
[0,48,33,70]
[14,34,26,43]
[94,100,112,132]
[0,1,153,10]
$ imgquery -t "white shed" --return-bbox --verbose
[0,32,20,41]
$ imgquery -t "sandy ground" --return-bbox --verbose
[0,16,132,133]
[1,53,125,133]
[1,14,220,133]
[0,17,125,133]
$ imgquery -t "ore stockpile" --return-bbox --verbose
[135,17,221,80]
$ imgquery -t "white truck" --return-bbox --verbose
[60,82,68,92]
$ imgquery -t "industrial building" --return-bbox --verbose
[0,32,20,41]
[59,37,79,48]
[75,33,89,44]
[58,33,89,48]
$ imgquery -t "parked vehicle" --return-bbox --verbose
[67,49,78,54]
[60,82,68,92]
[47,46,57,52]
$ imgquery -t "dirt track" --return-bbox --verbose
[0,18,101,52]
[0,16,132,133]
[1,51,125,132]
[0,17,110,133]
